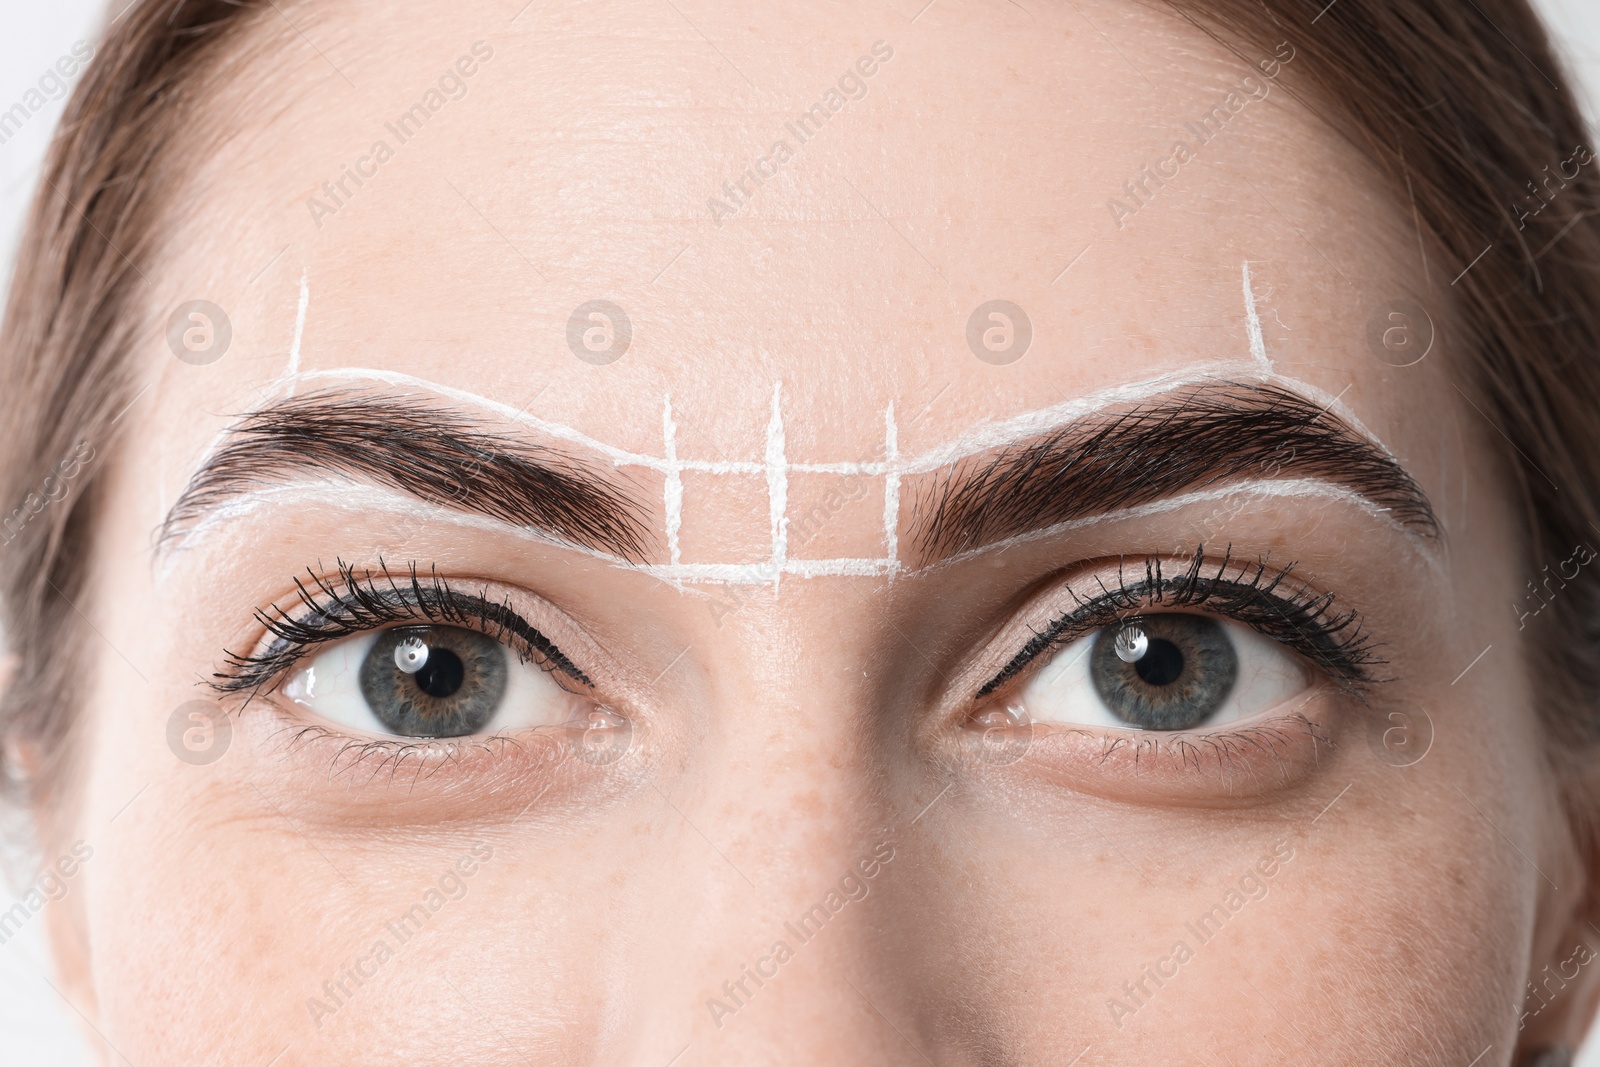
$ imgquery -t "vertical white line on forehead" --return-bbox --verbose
[662,396,683,567]
[286,268,309,397]
[1237,260,1385,452]
[902,263,1384,472]
[1242,260,1272,376]
[275,359,1395,504]
[883,403,900,580]
[268,259,1374,470]
[169,260,1407,585]
[766,383,788,590]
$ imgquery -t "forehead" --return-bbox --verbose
[142,0,1431,479]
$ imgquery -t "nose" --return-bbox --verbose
[648,830,919,1066]
[606,609,941,1067]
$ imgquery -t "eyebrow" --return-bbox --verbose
[160,390,655,562]
[911,380,1439,561]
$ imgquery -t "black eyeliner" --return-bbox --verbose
[212,559,591,700]
[974,545,1380,698]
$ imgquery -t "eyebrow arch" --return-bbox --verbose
[159,390,655,563]
[911,380,1440,561]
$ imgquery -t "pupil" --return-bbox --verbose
[412,648,465,698]
[1133,638,1184,686]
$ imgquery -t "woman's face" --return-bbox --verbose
[43,0,1600,1062]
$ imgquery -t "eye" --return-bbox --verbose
[1008,613,1311,732]
[281,624,590,738]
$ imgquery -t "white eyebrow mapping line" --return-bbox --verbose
[279,359,1363,475]
[258,260,1378,479]
[285,268,309,398]
[897,362,1257,475]
[188,358,1403,591]
[276,367,889,477]
[884,401,900,575]
[153,480,644,586]
[663,395,683,568]
[153,478,892,588]
[176,262,1406,590]
[1235,259,1393,456]
[290,366,665,471]
[263,256,1383,478]
[1243,259,1274,377]
[767,382,788,590]
[154,475,1436,593]
[900,378,1393,483]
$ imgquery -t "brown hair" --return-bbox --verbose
[1156,0,1600,764]
[2,0,1598,806]
[0,0,278,803]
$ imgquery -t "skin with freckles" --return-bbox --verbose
[30,0,1600,1063]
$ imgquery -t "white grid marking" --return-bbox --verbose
[174,261,1417,586]
[662,395,683,567]
[280,357,1352,585]
[644,381,902,585]
[883,402,900,580]
[766,382,788,589]
[1242,259,1271,376]
[286,268,310,397]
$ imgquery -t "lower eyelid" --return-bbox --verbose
[247,713,585,807]
[961,707,1341,808]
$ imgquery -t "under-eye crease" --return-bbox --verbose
[261,719,557,785]
[974,546,1379,701]
[212,559,592,705]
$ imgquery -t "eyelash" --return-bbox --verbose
[211,559,590,705]
[974,545,1380,700]
[212,549,1369,778]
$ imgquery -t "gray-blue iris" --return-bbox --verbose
[1090,614,1238,730]
[358,625,508,737]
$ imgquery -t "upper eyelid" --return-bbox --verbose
[212,563,592,698]
[973,555,1376,700]
[975,587,1150,699]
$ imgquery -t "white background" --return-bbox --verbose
[2,0,1600,1061]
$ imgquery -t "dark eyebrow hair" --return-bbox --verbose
[159,390,655,563]
[912,380,1439,561]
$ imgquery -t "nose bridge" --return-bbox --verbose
[698,843,910,1059]
[615,620,925,1067]
[634,807,914,1066]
